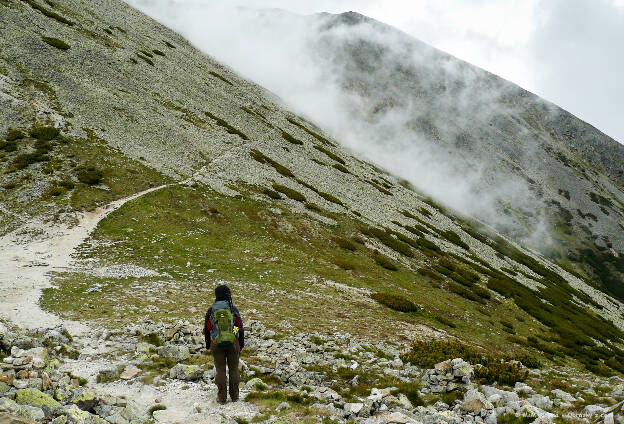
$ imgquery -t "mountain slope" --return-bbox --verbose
[0,0,623,386]
[308,11,624,301]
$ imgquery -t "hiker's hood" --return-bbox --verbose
[215,284,231,301]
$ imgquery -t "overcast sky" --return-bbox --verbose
[135,0,624,144]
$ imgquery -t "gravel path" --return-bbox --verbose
[0,185,168,335]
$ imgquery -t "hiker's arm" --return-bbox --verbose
[203,308,212,350]
[234,307,244,351]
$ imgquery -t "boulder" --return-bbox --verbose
[157,345,189,362]
[551,389,575,402]
[583,404,605,417]
[0,412,40,424]
[119,366,141,380]
[169,364,202,381]
[463,389,489,412]
[14,389,59,409]
[344,402,364,416]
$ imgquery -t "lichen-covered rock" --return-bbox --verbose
[0,398,20,414]
[63,405,91,424]
[157,345,190,362]
[71,388,98,412]
[15,388,59,408]
[16,405,45,422]
[169,364,202,381]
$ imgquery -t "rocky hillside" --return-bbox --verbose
[0,0,624,422]
[307,11,624,302]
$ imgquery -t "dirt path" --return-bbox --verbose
[0,185,168,334]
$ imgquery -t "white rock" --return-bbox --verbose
[344,402,364,415]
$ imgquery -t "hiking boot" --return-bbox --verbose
[217,398,227,405]
[230,396,239,402]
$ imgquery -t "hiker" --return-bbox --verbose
[203,284,245,404]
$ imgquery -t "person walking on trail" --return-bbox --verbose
[203,284,245,404]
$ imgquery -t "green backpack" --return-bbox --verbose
[209,300,238,346]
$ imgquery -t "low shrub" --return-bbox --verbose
[0,140,17,152]
[371,292,419,313]
[42,36,70,50]
[313,145,345,164]
[76,166,103,185]
[471,285,491,300]
[205,112,249,140]
[368,180,392,195]
[439,230,469,250]
[416,237,440,252]
[447,282,484,303]
[24,0,74,25]
[497,413,533,424]
[152,49,165,56]
[13,151,49,169]
[506,353,542,369]
[137,53,154,66]
[6,129,24,141]
[373,254,398,271]
[435,315,456,328]
[29,125,59,141]
[333,163,350,174]
[280,130,303,145]
[286,117,332,145]
[418,268,444,281]
[333,237,357,251]
[304,202,323,213]
[317,191,343,206]
[262,188,281,199]
[474,361,528,386]
[362,227,414,258]
[272,183,305,202]
[333,257,356,271]
[43,185,66,197]
[209,70,234,86]
[250,150,293,177]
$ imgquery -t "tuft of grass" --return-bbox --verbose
[209,70,233,86]
[272,183,306,202]
[435,315,456,328]
[313,145,345,165]
[304,202,323,213]
[42,36,70,50]
[332,163,350,174]
[0,140,18,152]
[148,405,167,416]
[371,292,419,313]
[392,382,423,406]
[141,332,164,347]
[76,166,103,185]
[362,227,414,258]
[205,111,248,140]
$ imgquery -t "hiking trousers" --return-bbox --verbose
[211,342,240,402]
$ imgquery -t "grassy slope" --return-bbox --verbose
[42,184,556,358]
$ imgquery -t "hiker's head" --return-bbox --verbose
[215,284,231,302]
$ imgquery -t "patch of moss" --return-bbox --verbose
[205,111,248,140]
[148,404,167,416]
[272,183,306,202]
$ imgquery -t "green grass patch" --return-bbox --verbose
[250,150,294,178]
[332,163,350,174]
[75,165,103,185]
[317,191,343,206]
[373,254,398,271]
[262,188,281,200]
[148,404,166,416]
[280,129,303,145]
[6,129,24,141]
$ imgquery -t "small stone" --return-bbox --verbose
[120,366,141,380]
[169,364,202,381]
[276,401,290,412]
[344,402,364,415]
[17,370,29,379]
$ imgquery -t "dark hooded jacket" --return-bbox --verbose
[203,285,244,350]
